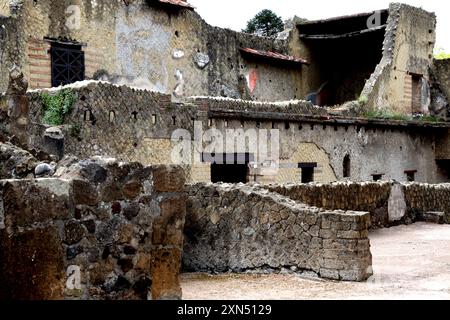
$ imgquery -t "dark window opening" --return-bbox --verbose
[411,74,423,114]
[343,154,351,178]
[285,122,290,130]
[299,162,317,183]
[436,160,450,180]
[131,111,138,121]
[372,174,384,181]
[405,170,417,182]
[50,41,85,87]
[203,153,253,184]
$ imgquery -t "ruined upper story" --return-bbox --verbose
[0,1,447,118]
[0,0,305,102]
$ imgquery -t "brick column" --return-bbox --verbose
[28,38,51,89]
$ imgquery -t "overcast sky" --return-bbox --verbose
[189,0,450,52]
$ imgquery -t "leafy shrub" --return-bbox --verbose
[41,89,77,126]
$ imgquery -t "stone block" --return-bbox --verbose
[337,230,361,239]
[0,227,65,300]
[153,166,185,193]
[73,179,98,206]
[152,196,186,246]
[151,248,182,300]
[421,211,444,224]
[319,268,340,280]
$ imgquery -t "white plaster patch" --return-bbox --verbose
[172,49,185,59]
[388,184,407,222]
[173,69,184,98]
[194,52,210,69]
[116,5,170,93]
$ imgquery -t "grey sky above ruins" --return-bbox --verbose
[189,0,450,51]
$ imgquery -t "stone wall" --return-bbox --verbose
[0,161,186,300]
[184,183,373,282]
[267,182,394,228]
[362,4,436,115]
[432,59,450,108]
[403,183,450,223]
[0,0,301,102]
[266,181,450,227]
[24,82,448,185]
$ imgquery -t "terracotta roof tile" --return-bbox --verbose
[240,48,309,65]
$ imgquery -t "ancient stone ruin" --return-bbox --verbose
[1,0,450,300]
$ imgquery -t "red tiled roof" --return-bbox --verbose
[240,48,309,65]
[157,0,195,9]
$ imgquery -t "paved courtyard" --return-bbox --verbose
[181,222,450,300]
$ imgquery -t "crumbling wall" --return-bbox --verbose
[184,183,373,282]
[0,13,23,92]
[431,59,450,116]
[27,81,201,182]
[25,82,446,184]
[364,4,436,115]
[0,161,186,300]
[1,0,299,101]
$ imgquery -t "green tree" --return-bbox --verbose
[243,9,284,38]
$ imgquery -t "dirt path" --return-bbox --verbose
[181,222,450,300]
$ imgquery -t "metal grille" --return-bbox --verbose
[51,43,85,87]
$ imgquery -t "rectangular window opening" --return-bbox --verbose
[299,162,317,183]
[50,41,85,87]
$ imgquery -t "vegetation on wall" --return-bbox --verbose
[242,9,284,38]
[364,110,441,123]
[40,89,77,126]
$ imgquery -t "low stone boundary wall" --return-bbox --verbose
[0,162,186,300]
[267,182,394,228]
[403,183,450,223]
[266,182,450,227]
[184,183,373,281]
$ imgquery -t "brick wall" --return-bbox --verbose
[27,38,52,89]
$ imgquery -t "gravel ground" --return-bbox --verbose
[181,222,450,300]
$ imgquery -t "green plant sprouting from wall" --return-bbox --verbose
[364,110,442,123]
[40,89,77,126]
[364,110,410,121]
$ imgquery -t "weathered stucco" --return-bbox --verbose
[0,0,301,102]
[22,82,450,184]
[363,3,436,115]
